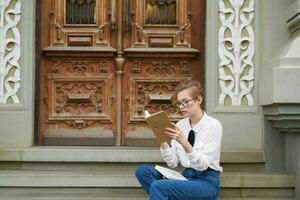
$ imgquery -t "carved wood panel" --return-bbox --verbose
[123,59,195,146]
[38,0,205,146]
[40,57,117,145]
[130,0,191,48]
[49,0,111,47]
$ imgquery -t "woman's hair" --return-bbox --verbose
[173,79,204,105]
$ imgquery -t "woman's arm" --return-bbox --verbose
[160,142,179,168]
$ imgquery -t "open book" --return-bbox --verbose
[155,165,187,180]
[145,110,173,144]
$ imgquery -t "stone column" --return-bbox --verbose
[206,0,262,150]
[0,0,35,147]
[262,1,300,198]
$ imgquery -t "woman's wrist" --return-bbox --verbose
[181,140,193,154]
[160,142,169,149]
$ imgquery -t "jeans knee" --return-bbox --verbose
[149,181,160,193]
[149,181,167,198]
[135,164,150,179]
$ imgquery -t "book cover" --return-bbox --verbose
[145,110,173,144]
[155,165,187,180]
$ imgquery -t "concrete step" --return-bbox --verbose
[0,187,295,200]
[0,147,294,199]
[0,170,294,188]
[0,197,295,200]
[0,170,295,199]
[0,147,265,172]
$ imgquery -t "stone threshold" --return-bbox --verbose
[0,146,264,163]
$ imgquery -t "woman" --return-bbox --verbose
[135,80,223,200]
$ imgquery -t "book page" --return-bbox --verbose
[155,165,187,180]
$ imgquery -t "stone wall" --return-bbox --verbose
[259,0,300,198]
[0,0,35,147]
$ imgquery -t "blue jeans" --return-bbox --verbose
[135,164,220,200]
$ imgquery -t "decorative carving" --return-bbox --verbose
[131,23,147,47]
[134,81,179,117]
[64,119,96,129]
[50,59,113,75]
[50,0,110,47]
[99,60,109,73]
[174,22,191,47]
[131,0,191,48]
[69,60,89,74]
[218,0,255,106]
[54,81,104,114]
[180,61,189,74]
[0,0,21,103]
[131,60,191,76]
[145,61,176,76]
[132,61,142,74]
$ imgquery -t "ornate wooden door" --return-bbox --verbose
[37,0,205,146]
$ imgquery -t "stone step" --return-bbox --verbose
[0,147,265,163]
[0,147,265,172]
[0,187,295,200]
[0,170,294,188]
[0,197,295,200]
[0,170,295,199]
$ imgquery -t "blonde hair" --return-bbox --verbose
[173,80,204,107]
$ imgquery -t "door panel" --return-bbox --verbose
[37,0,205,146]
[42,58,116,145]
[123,61,192,146]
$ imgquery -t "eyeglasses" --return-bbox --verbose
[176,98,194,107]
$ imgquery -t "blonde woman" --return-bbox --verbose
[136,80,222,200]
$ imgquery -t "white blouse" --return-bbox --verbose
[160,112,223,172]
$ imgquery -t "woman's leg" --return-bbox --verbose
[135,164,163,194]
[149,179,219,200]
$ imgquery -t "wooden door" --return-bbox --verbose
[37,0,205,146]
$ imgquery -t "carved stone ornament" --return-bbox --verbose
[0,0,21,103]
[218,0,255,106]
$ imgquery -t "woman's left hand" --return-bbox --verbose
[165,123,186,144]
[165,123,193,153]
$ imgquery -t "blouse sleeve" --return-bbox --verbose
[186,121,222,171]
[160,140,179,168]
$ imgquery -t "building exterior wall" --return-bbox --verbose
[0,1,299,198]
[259,0,300,198]
[0,0,35,147]
[259,0,293,172]
[206,0,262,150]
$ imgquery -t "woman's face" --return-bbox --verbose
[176,88,202,117]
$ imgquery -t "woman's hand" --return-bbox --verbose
[165,123,193,153]
[165,123,186,144]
